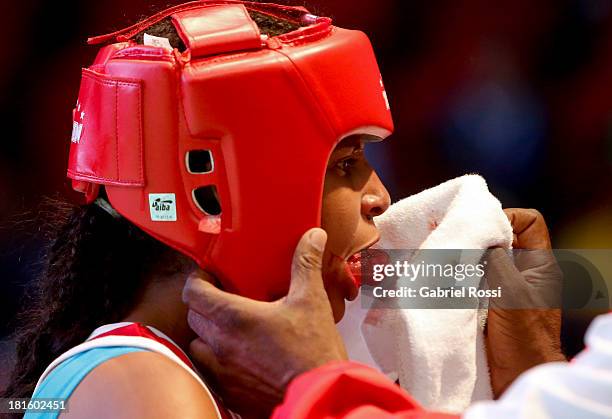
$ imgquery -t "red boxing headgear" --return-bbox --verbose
[67,1,393,300]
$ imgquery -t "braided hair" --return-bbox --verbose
[3,189,193,401]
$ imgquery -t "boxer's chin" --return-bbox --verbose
[319,273,346,323]
[328,291,347,323]
[322,254,354,323]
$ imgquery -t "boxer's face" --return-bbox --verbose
[321,135,390,322]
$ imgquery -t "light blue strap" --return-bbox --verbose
[24,346,147,419]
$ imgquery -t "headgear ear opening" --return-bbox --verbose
[67,1,393,300]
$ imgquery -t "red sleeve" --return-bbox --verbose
[272,361,459,419]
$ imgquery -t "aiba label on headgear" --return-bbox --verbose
[149,193,177,221]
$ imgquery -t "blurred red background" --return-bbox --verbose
[1,0,611,390]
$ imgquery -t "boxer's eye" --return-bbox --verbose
[335,148,365,175]
[328,137,366,177]
[336,157,358,174]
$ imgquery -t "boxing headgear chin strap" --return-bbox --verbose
[67,1,393,300]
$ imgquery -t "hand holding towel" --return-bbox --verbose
[338,174,513,413]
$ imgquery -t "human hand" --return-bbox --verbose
[182,228,348,418]
[485,208,565,398]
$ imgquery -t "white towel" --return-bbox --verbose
[337,174,513,413]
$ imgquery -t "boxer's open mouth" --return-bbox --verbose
[346,252,363,288]
[346,245,389,290]
[345,237,385,289]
